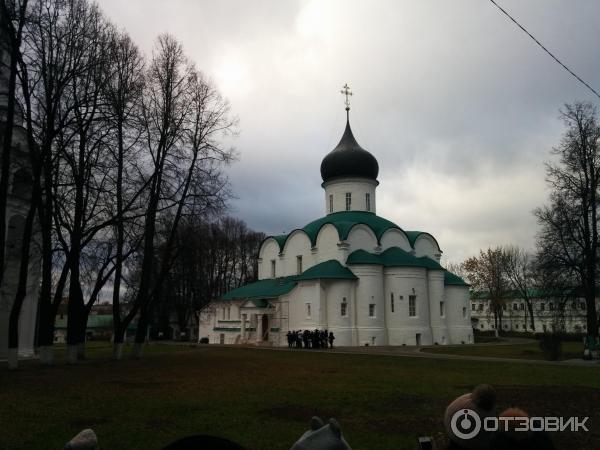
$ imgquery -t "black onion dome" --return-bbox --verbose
[320,119,379,183]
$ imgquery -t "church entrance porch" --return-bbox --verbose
[239,299,276,346]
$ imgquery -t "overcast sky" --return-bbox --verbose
[96,0,600,263]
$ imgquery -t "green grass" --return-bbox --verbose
[1,344,599,450]
[421,341,583,360]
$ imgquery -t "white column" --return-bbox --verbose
[256,314,263,342]
[241,314,247,340]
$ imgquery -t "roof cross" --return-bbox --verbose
[340,83,352,112]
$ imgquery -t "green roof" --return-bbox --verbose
[346,247,444,270]
[266,211,406,251]
[295,259,357,281]
[263,212,442,255]
[221,260,357,301]
[222,276,297,300]
[444,270,470,287]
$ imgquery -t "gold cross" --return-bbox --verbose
[340,83,352,111]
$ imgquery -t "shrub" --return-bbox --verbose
[539,333,563,360]
[199,337,209,344]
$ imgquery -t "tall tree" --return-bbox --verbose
[535,102,600,340]
[463,247,510,335]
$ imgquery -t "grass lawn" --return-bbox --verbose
[1,344,599,450]
[421,340,584,361]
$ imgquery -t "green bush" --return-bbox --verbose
[539,333,563,360]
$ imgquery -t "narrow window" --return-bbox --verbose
[296,255,303,275]
[549,302,554,311]
[345,192,351,211]
[440,301,444,317]
[341,298,347,317]
[271,259,276,278]
[365,193,371,212]
[471,303,476,311]
[462,307,466,318]
[513,303,518,310]
[409,295,417,317]
[520,303,525,310]
[478,303,483,311]
[540,302,545,311]
[306,303,311,318]
[329,194,333,213]
[227,307,231,320]
[390,293,395,313]
[368,304,375,317]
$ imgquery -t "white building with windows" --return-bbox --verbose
[199,107,472,347]
[470,293,600,335]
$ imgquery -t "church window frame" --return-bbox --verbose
[271,259,276,278]
[409,295,417,317]
[329,194,333,213]
[462,307,467,318]
[439,301,444,317]
[365,193,371,212]
[345,192,351,211]
[296,255,303,275]
[341,297,348,317]
[390,293,394,313]
[368,303,376,318]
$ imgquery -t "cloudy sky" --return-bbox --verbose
[96,0,600,263]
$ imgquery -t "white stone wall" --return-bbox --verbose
[445,286,473,344]
[351,264,386,346]
[323,279,356,346]
[322,177,378,214]
[383,267,432,345]
[427,270,448,344]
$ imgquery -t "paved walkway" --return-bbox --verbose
[196,339,600,367]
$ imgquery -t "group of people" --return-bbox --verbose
[286,329,335,349]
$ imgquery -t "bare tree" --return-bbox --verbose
[463,247,510,336]
[503,246,537,331]
[113,35,235,359]
[535,102,600,341]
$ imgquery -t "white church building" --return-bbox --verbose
[199,98,472,347]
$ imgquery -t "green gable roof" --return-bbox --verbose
[221,260,357,301]
[346,247,444,270]
[262,212,442,256]
[222,276,297,300]
[444,270,470,287]
[295,259,357,281]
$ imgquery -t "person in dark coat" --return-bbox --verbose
[328,332,335,348]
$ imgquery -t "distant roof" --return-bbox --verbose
[222,260,356,301]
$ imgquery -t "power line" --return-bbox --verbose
[488,0,600,101]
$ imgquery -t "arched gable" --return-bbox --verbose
[281,229,312,255]
[315,223,341,262]
[258,238,281,279]
[346,223,378,253]
[380,228,411,252]
[413,233,442,259]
